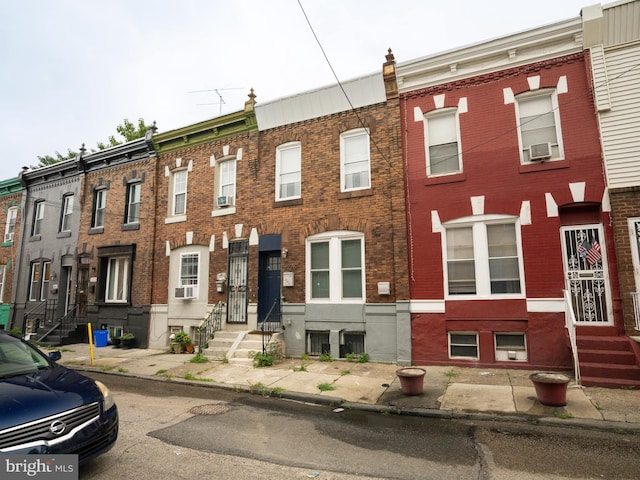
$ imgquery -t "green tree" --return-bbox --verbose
[33,118,153,169]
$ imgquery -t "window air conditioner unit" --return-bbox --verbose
[528,142,552,161]
[175,286,197,299]
[4,232,13,242]
[217,195,233,207]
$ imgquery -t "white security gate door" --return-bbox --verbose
[561,225,613,325]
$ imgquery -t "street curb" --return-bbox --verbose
[80,366,640,435]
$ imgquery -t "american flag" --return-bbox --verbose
[586,241,601,265]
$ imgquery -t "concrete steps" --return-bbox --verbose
[202,331,270,364]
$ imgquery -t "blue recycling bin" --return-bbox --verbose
[94,330,108,348]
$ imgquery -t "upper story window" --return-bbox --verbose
[516,89,564,163]
[219,159,236,203]
[180,253,199,287]
[92,190,106,228]
[32,201,45,236]
[125,182,141,224]
[444,217,523,298]
[60,194,74,232]
[276,142,301,201]
[307,231,364,303]
[340,129,370,192]
[4,206,17,243]
[172,170,187,215]
[424,108,461,176]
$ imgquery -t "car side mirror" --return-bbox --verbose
[48,351,62,362]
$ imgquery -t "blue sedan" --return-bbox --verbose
[0,330,118,464]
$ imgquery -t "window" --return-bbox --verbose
[219,160,236,201]
[106,257,129,303]
[445,218,523,297]
[307,331,330,356]
[341,332,365,357]
[32,201,44,236]
[494,333,527,361]
[4,206,17,242]
[308,232,364,302]
[0,265,5,303]
[449,332,478,359]
[172,170,187,215]
[516,90,563,162]
[340,129,370,191]
[28,261,50,301]
[97,245,134,303]
[126,183,141,224]
[276,142,301,201]
[180,253,199,287]
[424,109,461,176]
[60,195,74,232]
[93,190,106,228]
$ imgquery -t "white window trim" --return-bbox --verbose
[306,231,365,304]
[628,218,640,293]
[179,252,200,287]
[40,261,51,301]
[60,195,74,232]
[105,256,129,303]
[0,265,5,303]
[211,155,238,217]
[423,107,462,177]
[515,88,565,164]
[4,206,17,242]
[340,128,371,192]
[126,183,141,224]
[442,215,525,300]
[93,190,106,228]
[448,331,479,360]
[275,141,302,201]
[172,170,188,216]
[33,201,44,236]
[29,262,41,302]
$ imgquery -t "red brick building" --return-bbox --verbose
[397,15,633,381]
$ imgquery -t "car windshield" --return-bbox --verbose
[0,334,51,378]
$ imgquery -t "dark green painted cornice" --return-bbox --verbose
[0,177,22,196]
[153,103,257,156]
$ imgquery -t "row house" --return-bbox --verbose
[150,53,410,363]
[14,159,84,336]
[76,135,157,348]
[583,2,640,339]
[396,6,640,386]
[0,177,22,330]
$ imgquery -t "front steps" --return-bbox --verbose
[203,331,268,364]
[577,335,640,388]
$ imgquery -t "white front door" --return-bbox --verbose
[561,225,613,325]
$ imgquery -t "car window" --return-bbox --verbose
[0,335,50,377]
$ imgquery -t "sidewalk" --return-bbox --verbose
[55,343,640,432]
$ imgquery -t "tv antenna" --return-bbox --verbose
[188,87,245,115]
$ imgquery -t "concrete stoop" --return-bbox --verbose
[203,331,268,365]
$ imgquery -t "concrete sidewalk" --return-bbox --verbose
[54,343,640,431]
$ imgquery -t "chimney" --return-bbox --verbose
[383,48,398,100]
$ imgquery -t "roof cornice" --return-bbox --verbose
[396,18,583,93]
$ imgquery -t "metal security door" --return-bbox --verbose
[227,239,249,324]
[561,225,612,324]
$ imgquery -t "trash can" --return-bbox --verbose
[94,330,108,348]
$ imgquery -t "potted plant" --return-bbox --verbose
[529,372,571,406]
[396,367,426,396]
[120,333,135,349]
[111,336,122,348]
[171,331,191,354]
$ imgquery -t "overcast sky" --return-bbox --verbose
[1,0,589,180]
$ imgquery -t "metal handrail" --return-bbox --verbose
[563,289,581,385]
[260,298,281,354]
[631,292,640,331]
[197,301,223,350]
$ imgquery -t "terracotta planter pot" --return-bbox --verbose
[529,372,571,406]
[396,367,426,396]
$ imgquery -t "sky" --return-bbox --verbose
[1,0,590,181]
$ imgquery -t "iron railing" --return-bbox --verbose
[197,301,224,350]
[631,292,640,332]
[22,300,57,336]
[34,305,81,346]
[259,299,281,354]
[563,289,581,385]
